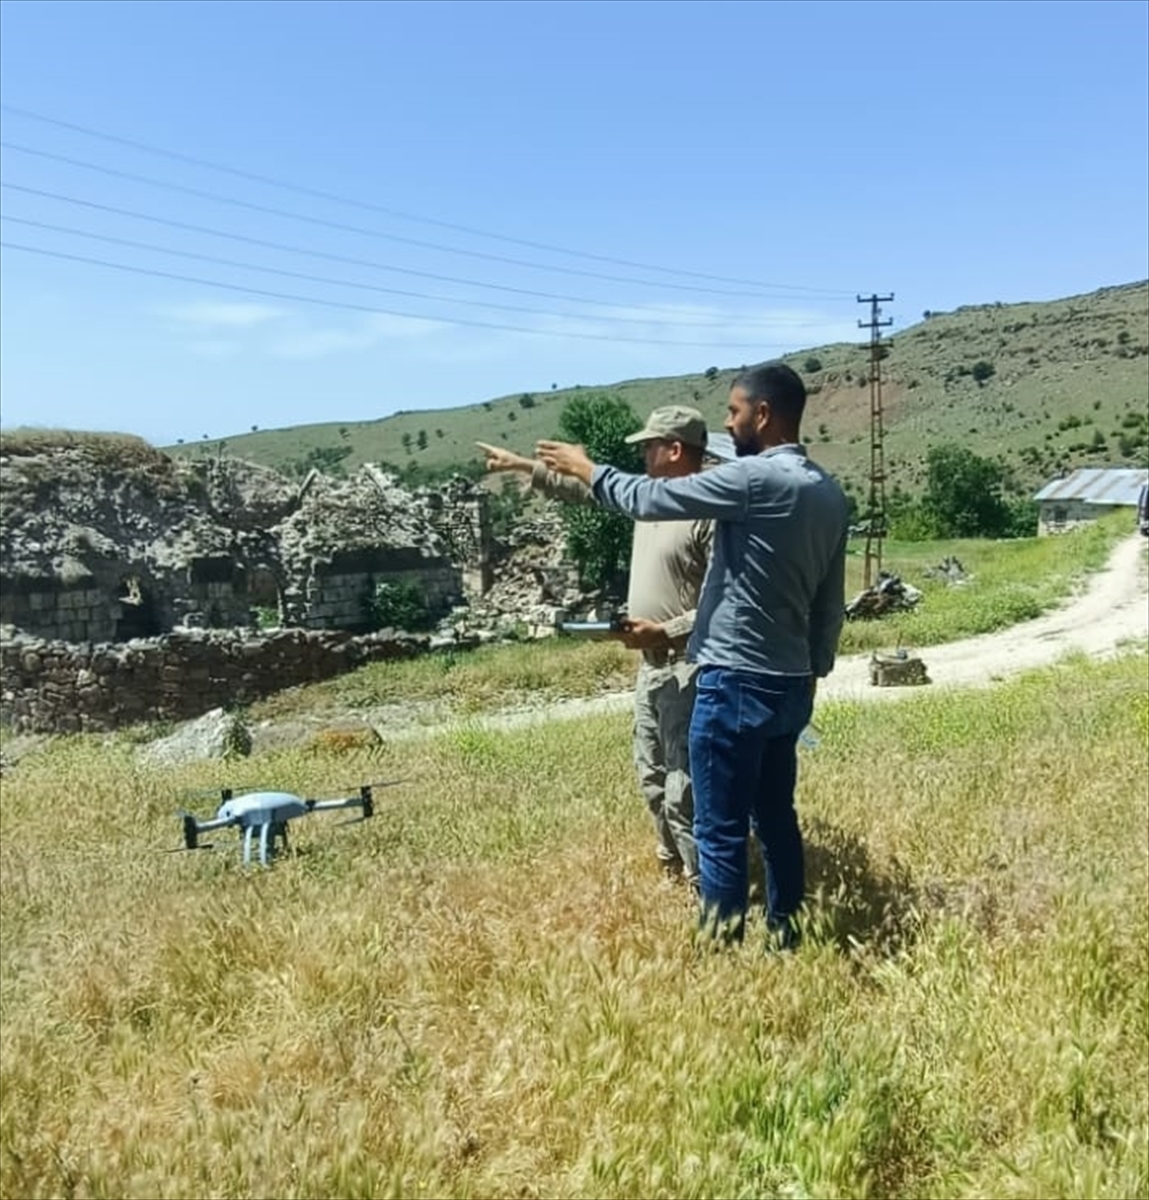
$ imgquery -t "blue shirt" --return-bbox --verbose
[591,444,849,677]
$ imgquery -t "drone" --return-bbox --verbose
[176,781,399,866]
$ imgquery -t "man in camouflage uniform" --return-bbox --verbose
[479,406,712,889]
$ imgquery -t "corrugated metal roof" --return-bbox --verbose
[1033,467,1149,505]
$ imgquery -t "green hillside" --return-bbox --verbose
[165,281,1149,501]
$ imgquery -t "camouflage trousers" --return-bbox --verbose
[633,657,698,884]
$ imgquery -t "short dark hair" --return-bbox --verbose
[731,362,807,428]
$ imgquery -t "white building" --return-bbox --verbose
[1033,467,1149,536]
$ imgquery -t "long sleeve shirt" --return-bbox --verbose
[590,444,849,677]
[529,462,712,640]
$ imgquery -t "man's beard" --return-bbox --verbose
[732,433,758,457]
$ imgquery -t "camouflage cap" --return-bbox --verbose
[624,405,708,449]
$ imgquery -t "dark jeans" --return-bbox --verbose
[689,666,814,939]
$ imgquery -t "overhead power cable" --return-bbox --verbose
[1,214,802,330]
[0,185,844,328]
[0,103,854,297]
[0,241,794,351]
[1,140,839,300]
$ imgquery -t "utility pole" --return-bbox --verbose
[857,293,894,589]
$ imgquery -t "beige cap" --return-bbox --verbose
[624,405,708,449]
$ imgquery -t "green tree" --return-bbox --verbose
[971,360,996,386]
[556,393,643,590]
[921,443,1013,537]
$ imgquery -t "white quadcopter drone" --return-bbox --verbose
[177,782,397,866]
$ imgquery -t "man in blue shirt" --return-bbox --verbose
[539,362,849,946]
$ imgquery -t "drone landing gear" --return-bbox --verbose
[242,821,291,866]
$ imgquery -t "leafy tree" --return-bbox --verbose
[519,393,536,409]
[971,360,996,386]
[556,393,643,590]
[803,355,823,373]
[416,429,428,451]
[921,443,1014,537]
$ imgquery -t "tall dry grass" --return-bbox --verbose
[2,647,1146,1199]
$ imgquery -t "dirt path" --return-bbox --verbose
[413,534,1148,737]
[824,532,1149,703]
[227,534,1149,754]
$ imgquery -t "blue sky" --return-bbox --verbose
[1,0,1146,446]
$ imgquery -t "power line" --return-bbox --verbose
[0,185,845,328]
[2,214,804,330]
[0,103,854,297]
[1,140,846,300]
[0,240,795,351]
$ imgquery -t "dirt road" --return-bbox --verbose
[443,533,1148,736]
[824,532,1149,703]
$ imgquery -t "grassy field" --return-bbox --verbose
[239,514,1130,727]
[158,281,1149,501]
[1,526,1146,1200]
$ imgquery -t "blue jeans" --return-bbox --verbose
[689,667,814,939]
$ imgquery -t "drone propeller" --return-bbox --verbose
[303,779,407,804]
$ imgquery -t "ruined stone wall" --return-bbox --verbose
[0,560,254,645]
[303,556,462,631]
[0,626,428,734]
[0,579,117,643]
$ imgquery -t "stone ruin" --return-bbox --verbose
[0,435,595,733]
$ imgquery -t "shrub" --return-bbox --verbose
[971,360,996,385]
[366,579,433,632]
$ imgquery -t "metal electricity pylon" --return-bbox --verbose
[857,293,894,589]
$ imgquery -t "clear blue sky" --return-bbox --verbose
[1,0,1146,446]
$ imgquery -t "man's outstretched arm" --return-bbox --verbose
[478,440,592,505]
[538,439,749,522]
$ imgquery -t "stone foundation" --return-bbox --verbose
[0,626,430,734]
